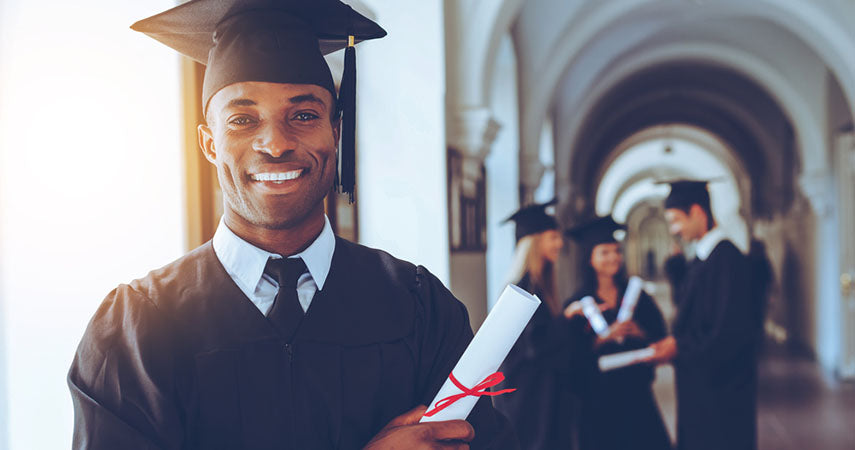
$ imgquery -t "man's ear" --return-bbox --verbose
[690,204,707,225]
[198,124,216,164]
[332,116,341,145]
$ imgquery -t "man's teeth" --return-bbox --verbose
[251,170,302,183]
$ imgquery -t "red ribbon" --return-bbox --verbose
[423,371,516,417]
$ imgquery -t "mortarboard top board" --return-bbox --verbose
[131,0,387,201]
[655,178,719,210]
[565,215,626,249]
[504,199,559,242]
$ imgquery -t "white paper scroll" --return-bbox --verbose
[616,276,644,323]
[597,347,655,372]
[580,296,609,336]
[420,284,541,423]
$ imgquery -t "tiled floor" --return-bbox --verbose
[755,355,855,450]
[646,282,855,449]
[651,354,855,449]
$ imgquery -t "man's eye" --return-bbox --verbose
[228,116,256,126]
[293,112,319,121]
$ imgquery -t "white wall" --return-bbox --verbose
[354,0,450,282]
[0,1,185,449]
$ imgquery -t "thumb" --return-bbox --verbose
[385,405,428,429]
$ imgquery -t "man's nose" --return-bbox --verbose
[251,122,296,157]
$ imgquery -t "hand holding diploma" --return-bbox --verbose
[420,285,541,423]
[365,405,475,449]
[580,296,609,336]
[638,336,678,365]
[616,276,644,322]
[598,347,656,372]
[605,320,646,342]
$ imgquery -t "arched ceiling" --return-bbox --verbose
[497,0,855,221]
[568,62,794,219]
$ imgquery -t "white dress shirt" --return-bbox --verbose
[212,216,336,315]
[695,226,728,261]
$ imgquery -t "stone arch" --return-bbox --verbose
[526,1,854,200]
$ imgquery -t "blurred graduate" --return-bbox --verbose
[642,181,759,450]
[563,215,671,450]
[492,201,576,450]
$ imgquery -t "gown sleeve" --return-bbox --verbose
[664,254,687,303]
[413,266,519,450]
[68,284,184,450]
[634,292,668,342]
[673,244,754,369]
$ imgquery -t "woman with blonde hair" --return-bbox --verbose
[493,201,575,450]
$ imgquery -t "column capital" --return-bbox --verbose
[799,170,834,217]
[447,107,502,162]
[838,132,855,171]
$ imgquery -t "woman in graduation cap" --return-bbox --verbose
[492,201,577,450]
[563,216,672,450]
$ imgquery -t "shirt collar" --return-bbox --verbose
[695,226,727,261]
[212,215,336,291]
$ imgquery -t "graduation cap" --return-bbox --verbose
[504,200,559,242]
[131,0,387,201]
[657,179,713,211]
[565,215,626,248]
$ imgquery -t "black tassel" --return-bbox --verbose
[339,42,356,203]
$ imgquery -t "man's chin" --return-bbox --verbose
[249,200,326,230]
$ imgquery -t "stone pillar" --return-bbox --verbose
[519,155,546,205]
[447,107,500,330]
[447,107,501,199]
[799,169,840,370]
[835,132,855,379]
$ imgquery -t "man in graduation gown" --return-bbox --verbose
[67,1,516,449]
[642,181,759,450]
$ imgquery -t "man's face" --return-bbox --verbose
[198,82,339,230]
[664,205,705,242]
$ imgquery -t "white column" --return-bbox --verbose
[485,34,521,312]
[799,170,841,370]
[447,108,501,198]
[835,132,855,379]
[447,107,501,330]
[356,0,450,281]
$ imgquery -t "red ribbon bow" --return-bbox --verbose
[423,371,516,417]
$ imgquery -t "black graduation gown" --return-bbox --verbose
[493,274,575,450]
[564,288,672,450]
[68,238,517,450]
[664,240,758,450]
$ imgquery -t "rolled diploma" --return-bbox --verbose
[420,284,541,422]
[598,347,655,372]
[616,276,644,322]
[580,296,609,336]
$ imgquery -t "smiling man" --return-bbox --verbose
[67,1,515,449]
[643,180,758,450]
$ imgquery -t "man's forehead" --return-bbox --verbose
[209,81,334,111]
[664,208,684,219]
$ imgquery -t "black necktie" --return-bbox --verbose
[264,257,307,341]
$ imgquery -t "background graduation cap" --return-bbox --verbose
[504,199,559,242]
[656,178,721,211]
[131,0,387,202]
[565,215,626,249]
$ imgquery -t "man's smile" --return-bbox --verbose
[249,169,304,184]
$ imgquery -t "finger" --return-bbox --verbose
[386,405,428,428]
[423,420,475,442]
